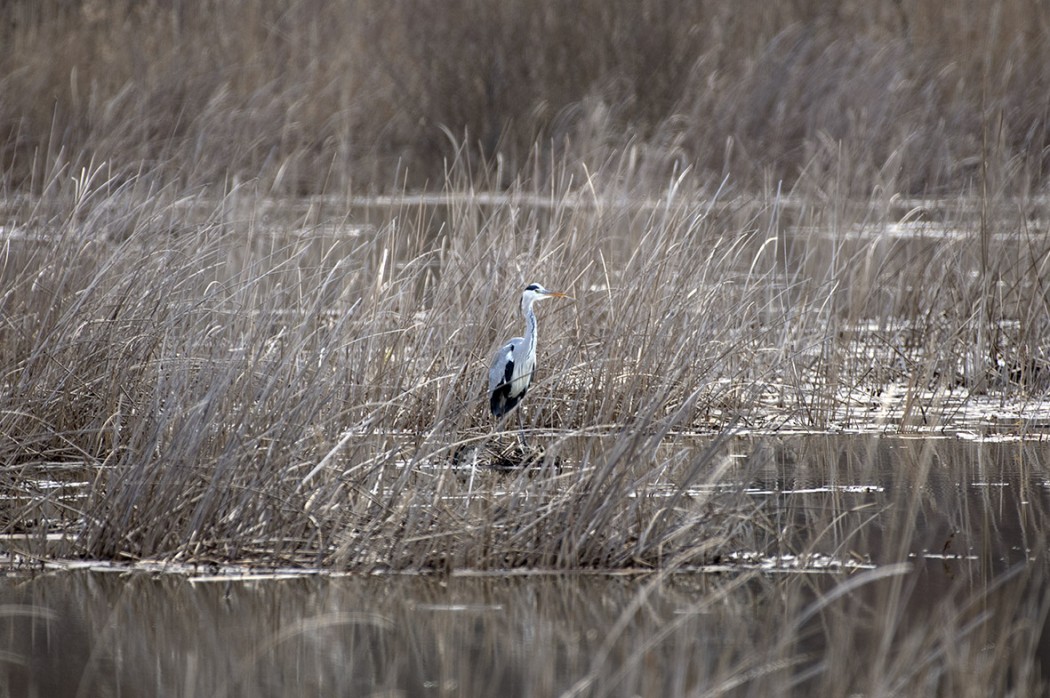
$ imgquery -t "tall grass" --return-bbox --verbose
[1,0,1049,571]
[2,1,1049,195]
[0,155,756,564]
[1,149,1047,567]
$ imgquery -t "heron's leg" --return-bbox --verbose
[517,408,528,449]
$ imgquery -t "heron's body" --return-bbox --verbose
[488,335,536,418]
[487,284,568,441]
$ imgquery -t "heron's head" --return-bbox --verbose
[521,283,570,310]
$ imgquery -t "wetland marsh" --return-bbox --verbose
[4,1,1050,694]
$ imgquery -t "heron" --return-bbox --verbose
[488,282,570,447]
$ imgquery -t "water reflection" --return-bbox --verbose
[739,436,1050,569]
[3,571,759,696]
[3,436,1049,696]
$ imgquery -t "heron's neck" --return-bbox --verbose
[522,300,538,356]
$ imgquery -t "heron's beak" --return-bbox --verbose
[547,292,573,300]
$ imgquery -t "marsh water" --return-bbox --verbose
[4,434,1050,696]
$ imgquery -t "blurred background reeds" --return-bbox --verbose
[2,0,1049,197]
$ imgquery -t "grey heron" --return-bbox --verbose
[488,283,569,446]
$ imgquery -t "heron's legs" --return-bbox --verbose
[517,408,529,449]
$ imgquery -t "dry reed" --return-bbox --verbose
[2,3,1049,694]
[1,145,1047,570]
[0,0,1047,574]
[2,1,1049,195]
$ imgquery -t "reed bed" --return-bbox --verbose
[1,153,1047,570]
[0,0,1048,572]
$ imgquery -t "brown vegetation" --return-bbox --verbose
[2,3,1050,693]
[2,1,1049,195]
[0,1,1047,572]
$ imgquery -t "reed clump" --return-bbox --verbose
[0,160,761,566]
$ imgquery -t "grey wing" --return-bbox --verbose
[488,337,522,392]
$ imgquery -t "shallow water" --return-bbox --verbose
[4,435,1050,696]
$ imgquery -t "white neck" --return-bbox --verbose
[522,296,538,358]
